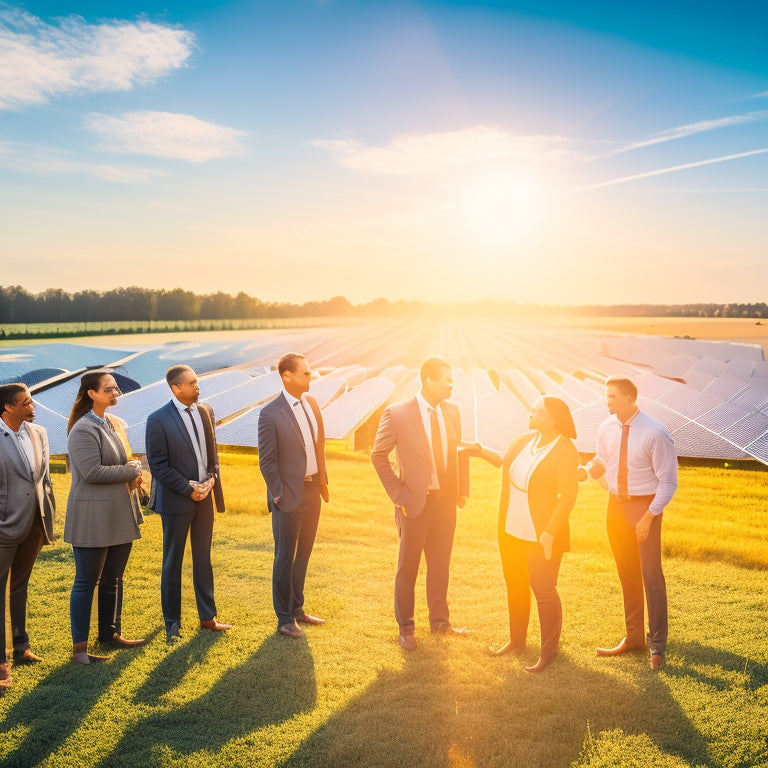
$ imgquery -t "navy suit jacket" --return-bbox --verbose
[145,400,225,515]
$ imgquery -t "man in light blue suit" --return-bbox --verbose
[145,365,230,643]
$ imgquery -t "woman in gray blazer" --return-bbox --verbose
[65,370,145,664]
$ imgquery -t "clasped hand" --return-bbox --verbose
[190,477,215,501]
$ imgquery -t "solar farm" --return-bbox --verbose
[2,320,767,463]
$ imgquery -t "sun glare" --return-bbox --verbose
[456,173,547,251]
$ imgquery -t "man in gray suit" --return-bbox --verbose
[258,352,329,639]
[0,384,55,688]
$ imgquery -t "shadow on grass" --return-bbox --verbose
[0,649,136,768]
[95,632,317,767]
[665,640,768,690]
[278,642,714,768]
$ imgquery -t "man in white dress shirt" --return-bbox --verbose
[587,376,678,669]
[258,353,329,639]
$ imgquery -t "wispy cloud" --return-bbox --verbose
[611,111,768,155]
[84,111,249,162]
[0,140,162,182]
[312,126,579,175]
[576,148,768,192]
[0,7,195,110]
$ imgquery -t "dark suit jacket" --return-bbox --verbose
[0,422,55,546]
[145,400,225,515]
[258,393,328,514]
[499,432,579,556]
[371,396,462,518]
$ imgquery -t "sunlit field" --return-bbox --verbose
[1,449,765,768]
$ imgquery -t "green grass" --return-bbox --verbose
[1,451,766,768]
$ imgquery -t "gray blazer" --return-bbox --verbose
[0,421,56,546]
[64,412,141,548]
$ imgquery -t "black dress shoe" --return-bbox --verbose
[296,613,326,626]
[166,622,181,643]
[596,637,646,656]
[13,649,43,664]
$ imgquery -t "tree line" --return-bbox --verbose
[1,285,767,324]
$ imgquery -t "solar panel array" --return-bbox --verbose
[1,323,766,464]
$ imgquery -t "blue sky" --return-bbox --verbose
[1,0,766,305]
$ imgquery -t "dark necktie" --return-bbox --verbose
[430,407,447,489]
[185,407,203,453]
[296,400,316,444]
[618,424,630,498]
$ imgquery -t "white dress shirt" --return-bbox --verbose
[173,398,209,482]
[281,389,318,476]
[595,409,678,514]
[416,392,448,490]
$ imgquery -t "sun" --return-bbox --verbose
[455,172,547,250]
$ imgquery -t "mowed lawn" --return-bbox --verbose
[1,449,766,768]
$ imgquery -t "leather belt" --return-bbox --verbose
[612,493,655,504]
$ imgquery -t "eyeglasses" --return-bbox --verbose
[102,386,121,394]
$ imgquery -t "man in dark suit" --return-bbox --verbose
[371,357,473,651]
[145,365,230,643]
[258,352,329,639]
[0,384,56,687]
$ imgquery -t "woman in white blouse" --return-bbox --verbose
[490,396,580,673]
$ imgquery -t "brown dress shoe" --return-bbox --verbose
[0,662,12,688]
[296,613,325,625]
[431,623,471,636]
[490,640,526,657]
[525,655,556,674]
[13,648,43,664]
[106,634,147,648]
[278,622,305,639]
[650,653,665,670]
[596,637,646,656]
[398,634,417,651]
[200,618,232,631]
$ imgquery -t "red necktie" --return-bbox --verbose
[618,424,630,498]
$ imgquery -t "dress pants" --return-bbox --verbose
[270,479,322,627]
[70,541,133,643]
[606,494,667,654]
[498,527,563,659]
[0,515,45,662]
[160,496,216,630]
[394,493,456,635]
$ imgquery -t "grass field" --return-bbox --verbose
[1,449,766,768]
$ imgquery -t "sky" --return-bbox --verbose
[1,0,767,306]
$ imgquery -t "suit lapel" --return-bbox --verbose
[409,397,432,463]
[278,393,305,447]
[167,401,197,457]
[197,403,217,472]
[0,427,31,479]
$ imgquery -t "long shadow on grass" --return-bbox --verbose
[0,649,137,768]
[95,632,316,767]
[278,642,712,768]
